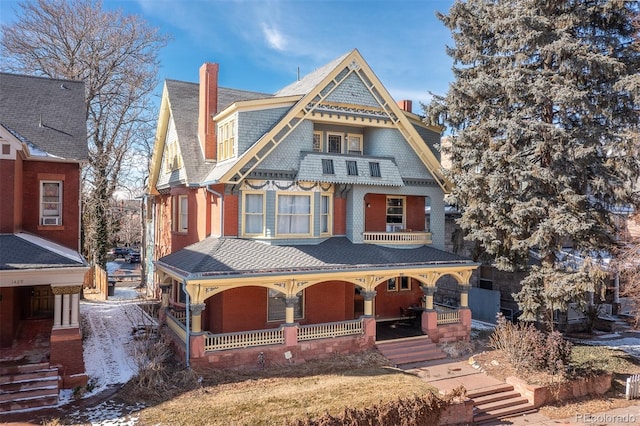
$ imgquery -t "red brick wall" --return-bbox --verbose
[374,278,423,318]
[364,193,386,232]
[333,196,346,235]
[406,196,425,231]
[223,193,238,236]
[0,287,18,347]
[0,157,23,233]
[304,281,351,323]
[21,161,80,250]
[50,328,87,389]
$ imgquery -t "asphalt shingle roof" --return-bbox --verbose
[0,72,88,161]
[157,237,473,277]
[164,80,273,183]
[0,234,86,270]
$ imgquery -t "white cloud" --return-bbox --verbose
[262,23,287,51]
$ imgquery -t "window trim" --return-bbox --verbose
[327,132,343,154]
[369,161,381,178]
[40,180,63,226]
[313,131,323,152]
[346,160,358,176]
[178,195,188,233]
[346,133,363,154]
[217,117,236,161]
[276,192,313,237]
[386,196,406,232]
[242,191,266,236]
[320,194,333,235]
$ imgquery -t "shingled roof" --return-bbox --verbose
[156,237,473,277]
[0,72,88,161]
[164,79,273,183]
[0,233,86,270]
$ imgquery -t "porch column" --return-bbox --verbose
[53,294,62,328]
[71,293,80,327]
[420,285,436,310]
[362,291,377,317]
[62,294,70,327]
[190,303,206,333]
[284,297,298,324]
[459,284,471,308]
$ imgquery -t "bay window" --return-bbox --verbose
[243,192,265,235]
[277,194,311,235]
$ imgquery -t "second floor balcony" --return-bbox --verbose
[363,230,432,246]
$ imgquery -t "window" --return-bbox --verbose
[218,118,235,161]
[322,159,335,174]
[320,195,332,234]
[327,134,342,153]
[347,134,363,154]
[277,194,311,235]
[313,131,322,152]
[346,160,358,176]
[386,196,405,232]
[268,289,303,321]
[369,162,381,177]
[387,277,410,292]
[243,193,264,235]
[178,195,188,232]
[41,181,62,225]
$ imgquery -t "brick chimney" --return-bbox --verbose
[199,63,219,161]
[397,100,413,113]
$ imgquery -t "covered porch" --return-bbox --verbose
[154,237,478,368]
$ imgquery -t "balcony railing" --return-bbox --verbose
[363,231,432,245]
[298,319,364,341]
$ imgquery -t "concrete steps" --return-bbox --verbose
[376,336,447,366]
[469,383,537,424]
[0,362,59,413]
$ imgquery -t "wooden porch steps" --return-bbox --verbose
[376,335,447,366]
[0,362,59,413]
[468,383,537,424]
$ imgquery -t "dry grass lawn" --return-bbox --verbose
[126,351,438,426]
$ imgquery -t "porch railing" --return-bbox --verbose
[363,231,432,245]
[436,310,460,325]
[169,309,187,325]
[166,311,187,342]
[204,327,285,351]
[298,319,364,341]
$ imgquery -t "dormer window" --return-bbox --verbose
[218,118,236,161]
[369,162,381,177]
[346,160,358,176]
[322,159,335,174]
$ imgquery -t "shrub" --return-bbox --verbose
[489,313,572,376]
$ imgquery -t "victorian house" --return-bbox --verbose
[0,73,89,410]
[146,49,478,368]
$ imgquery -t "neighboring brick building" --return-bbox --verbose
[146,49,479,367]
[0,73,89,398]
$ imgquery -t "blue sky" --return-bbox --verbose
[1,0,456,112]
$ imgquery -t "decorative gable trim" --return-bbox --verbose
[217,49,450,192]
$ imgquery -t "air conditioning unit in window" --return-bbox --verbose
[42,217,60,226]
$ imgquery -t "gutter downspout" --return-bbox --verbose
[206,186,224,237]
[182,280,191,369]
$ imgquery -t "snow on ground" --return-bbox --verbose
[573,332,640,359]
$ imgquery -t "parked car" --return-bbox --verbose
[107,247,128,259]
[124,249,141,263]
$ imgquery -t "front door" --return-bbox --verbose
[30,285,54,318]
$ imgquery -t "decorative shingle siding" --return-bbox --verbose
[325,73,380,108]
[413,124,441,162]
[258,120,313,170]
[237,107,291,154]
[157,117,187,188]
[364,127,435,180]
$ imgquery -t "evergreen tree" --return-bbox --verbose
[432,0,640,324]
